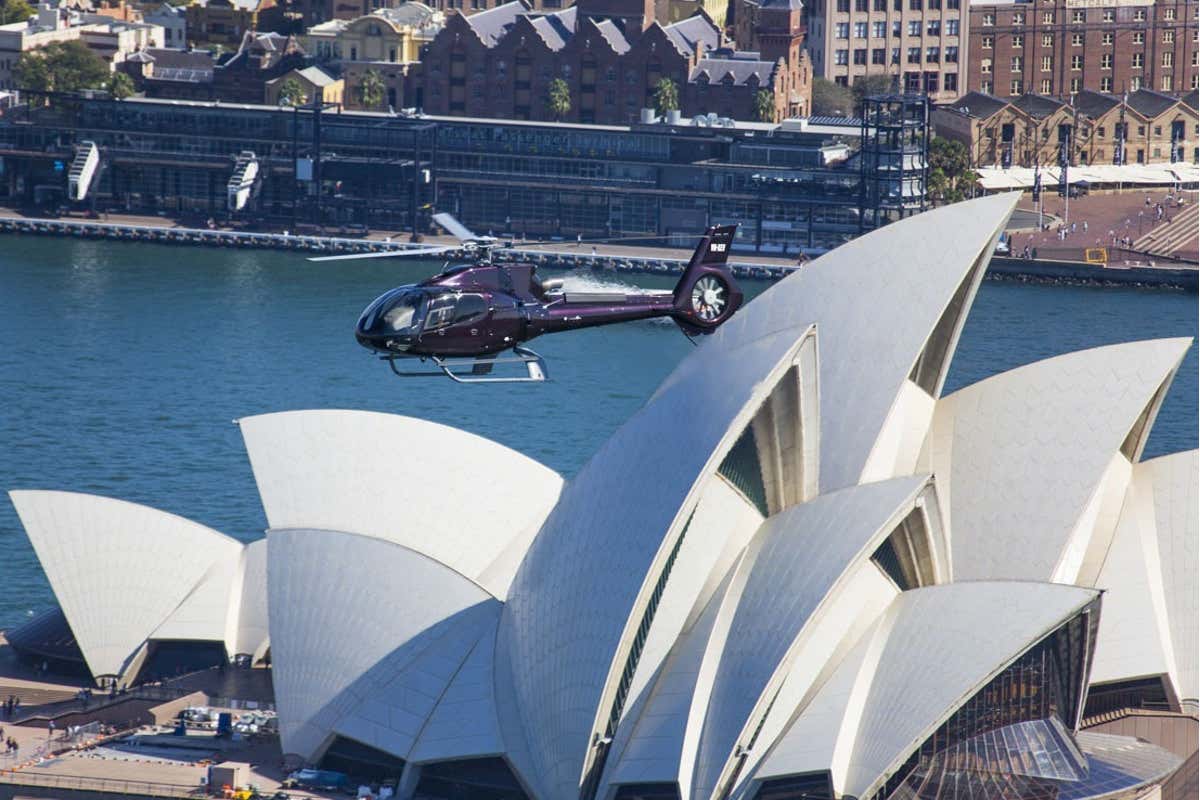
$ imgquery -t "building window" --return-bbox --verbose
[1072,9,1084,23]
[1101,31,1113,45]
[926,46,940,61]
[944,71,957,91]
[1130,75,1142,90]
[891,47,901,63]
[1011,55,1023,70]
[927,20,940,35]
[1192,74,1198,89]
[835,75,849,85]
[1070,77,1080,92]
[946,45,958,62]
[1042,33,1052,47]
[1100,76,1112,91]
[836,22,849,38]
[1164,6,1175,19]
[1012,11,1024,24]
[1042,11,1053,23]
[1163,30,1174,43]
[1162,75,1174,90]
[982,79,993,93]
[909,0,921,10]
[1132,31,1144,44]
[1071,54,1082,70]
[982,12,994,25]
[981,56,992,73]
[1101,53,1112,69]
[836,0,849,12]
[894,0,902,11]
[893,20,902,36]
[1012,34,1023,47]
[947,19,958,35]
[874,0,886,11]
[835,49,849,64]
[982,34,993,48]
[1040,78,1052,93]
[1010,78,1022,94]
[872,47,886,63]
[1041,55,1052,71]
[872,20,886,37]
[908,20,920,35]
[946,0,959,9]
[1071,33,1082,46]
[1162,51,1173,67]
[1102,9,1114,21]
[1134,9,1145,20]
[854,48,868,63]
[1132,52,1143,68]
[855,21,868,37]
[908,47,921,63]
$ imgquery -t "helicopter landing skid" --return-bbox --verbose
[384,346,548,384]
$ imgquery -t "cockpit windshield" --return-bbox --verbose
[359,289,427,337]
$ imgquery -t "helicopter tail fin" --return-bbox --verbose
[671,224,744,335]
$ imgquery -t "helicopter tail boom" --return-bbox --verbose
[670,224,744,335]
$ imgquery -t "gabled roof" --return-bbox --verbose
[691,57,773,86]
[143,47,215,69]
[663,13,719,55]
[592,17,629,53]
[294,65,337,86]
[1073,89,1120,120]
[1126,87,1184,120]
[376,1,435,26]
[942,90,1009,119]
[529,7,574,50]
[1010,92,1067,119]
[463,0,526,46]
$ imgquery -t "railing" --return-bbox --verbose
[0,768,202,797]
[67,140,99,201]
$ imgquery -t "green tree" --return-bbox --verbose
[0,0,34,24]
[108,71,135,99]
[15,40,111,98]
[546,77,571,120]
[926,135,978,204]
[850,73,896,106]
[357,68,385,110]
[277,76,307,107]
[753,88,776,122]
[653,76,679,115]
[810,77,854,117]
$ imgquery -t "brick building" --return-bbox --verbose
[932,86,1199,164]
[796,0,966,101]
[419,0,810,123]
[966,0,1199,99]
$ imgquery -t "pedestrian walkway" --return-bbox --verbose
[1135,211,1199,258]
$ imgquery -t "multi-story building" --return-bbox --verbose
[264,63,344,103]
[420,0,811,124]
[0,94,880,251]
[143,3,187,48]
[306,3,441,108]
[932,86,1199,164]
[966,0,1199,99]
[798,0,966,101]
[185,0,288,45]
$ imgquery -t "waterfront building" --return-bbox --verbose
[305,3,442,109]
[143,2,188,48]
[120,46,218,98]
[798,0,967,102]
[965,0,1199,98]
[418,0,812,124]
[264,63,344,103]
[0,94,876,251]
[6,194,1197,799]
[184,0,288,46]
[933,87,1200,165]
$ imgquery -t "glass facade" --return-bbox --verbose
[0,96,890,253]
[416,757,530,800]
[870,599,1102,800]
[718,425,770,517]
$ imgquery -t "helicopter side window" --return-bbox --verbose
[453,294,488,325]
[424,294,457,331]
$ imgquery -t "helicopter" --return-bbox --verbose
[310,213,744,383]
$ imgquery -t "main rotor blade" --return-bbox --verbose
[308,245,456,262]
[432,213,478,243]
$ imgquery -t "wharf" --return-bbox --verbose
[0,211,1194,290]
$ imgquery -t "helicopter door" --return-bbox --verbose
[425,293,488,337]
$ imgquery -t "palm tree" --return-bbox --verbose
[753,88,776,122]
[277,77,307,107]
[654,77,679,116]
[358,69,385,110]
[546,78,571,121]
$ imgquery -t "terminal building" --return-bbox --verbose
[6,194,1197,800]
[0,94,925,254]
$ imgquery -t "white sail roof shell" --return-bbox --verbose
[923,338,1191,582]
[266,527,500,761]
[9,490,244,679]
[239,410,563,598]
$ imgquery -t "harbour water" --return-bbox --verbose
[0,236,1196,629]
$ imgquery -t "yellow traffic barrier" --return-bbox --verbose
[1085,247,1108,265]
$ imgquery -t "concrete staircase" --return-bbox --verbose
[67,141,99,202]
[1133,209,1199,258]
[226,151,259,212]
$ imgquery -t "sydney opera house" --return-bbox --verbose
[6,192,1197,800]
